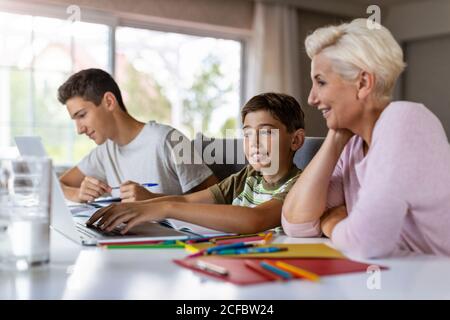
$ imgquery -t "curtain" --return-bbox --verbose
[245,1,301,103]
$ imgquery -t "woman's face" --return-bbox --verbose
[308,53,363,130]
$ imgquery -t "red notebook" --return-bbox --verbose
[174,257,388,285]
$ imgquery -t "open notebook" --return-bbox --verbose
[160,219,234,237]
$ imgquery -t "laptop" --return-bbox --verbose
[14,136,191,246]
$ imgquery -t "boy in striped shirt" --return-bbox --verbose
[87,93,305,234]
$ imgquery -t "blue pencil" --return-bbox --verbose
[259,261,293,280]
[205,242,253,254]
[215,247,286,255]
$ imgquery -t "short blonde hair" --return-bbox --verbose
[305,18,406,102]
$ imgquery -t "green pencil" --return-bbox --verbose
[104,244,185,249]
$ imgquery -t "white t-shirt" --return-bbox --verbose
[77,121,213,196]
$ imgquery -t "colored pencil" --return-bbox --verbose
[215,247,286,255]
[210,233,264,243]
[244,259,284,281]
[214,236,265,245]
[274,261,320,282]
[205,242,254,254]
[98,240,176,246]
[263,232,273,244]
[103,244,185,249]
[185,236,218,244]
[260,260,293,280]
[186,248,207,258]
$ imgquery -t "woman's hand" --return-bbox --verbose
[86,201,168,234]
[282,130,353,226]
[320,205,348,238]
[327,129,354,151]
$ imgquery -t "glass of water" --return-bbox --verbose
[0,157,52,270]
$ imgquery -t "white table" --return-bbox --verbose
[1,229,450,300]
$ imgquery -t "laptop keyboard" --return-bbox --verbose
[76,222,124,239]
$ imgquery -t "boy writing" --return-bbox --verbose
[57,68,217,203]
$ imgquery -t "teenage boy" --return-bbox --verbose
[87,93,305,234]
[57,68,217,203]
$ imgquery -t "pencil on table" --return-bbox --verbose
[210,233,264,243]
[244,260,284,281]
[259,260,293,280]
[186,248,207,258]
[184,243,201,254]
[274,261,320,282]
[214,235,265,245]
[263,232,273,244]
[103,244,185,249]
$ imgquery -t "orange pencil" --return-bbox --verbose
[263,232,273,244]
[274,261,320,282]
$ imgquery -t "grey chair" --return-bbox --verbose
[193,135,324,181]
[293,137,324,171]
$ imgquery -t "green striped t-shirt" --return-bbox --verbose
[208,165,301,207]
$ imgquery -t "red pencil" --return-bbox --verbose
[214,236,265,245]
[98,240,166,246]
[186,249,207,259]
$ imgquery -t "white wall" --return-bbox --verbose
[403,35,450,140]
[17,0,255,31]
[385,0,450,140]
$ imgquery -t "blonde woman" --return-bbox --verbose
[282,18,450,258]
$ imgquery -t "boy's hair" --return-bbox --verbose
[241,93,305,132]
[57,68,127,112]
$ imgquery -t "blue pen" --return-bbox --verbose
[216,247,286,255]
[111,183,158,190]
[260,261,293,280]
[238,247,285,254]
[206,242,253,254]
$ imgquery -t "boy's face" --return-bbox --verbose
[243,110,296,174]
[66,96,113,145]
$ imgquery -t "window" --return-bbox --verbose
[0,7,243,166]
[0,11,109,165]
[115,27,241,139]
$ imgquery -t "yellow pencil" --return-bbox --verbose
[184,243,200,253]
[274,261,320,282]
[263,232,273,244]
[175,240,186,247]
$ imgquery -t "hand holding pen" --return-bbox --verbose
[115,180,159,202]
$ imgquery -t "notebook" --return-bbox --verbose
[186,243,346,259]
[160,219,235,237]
[174,257,387,285]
